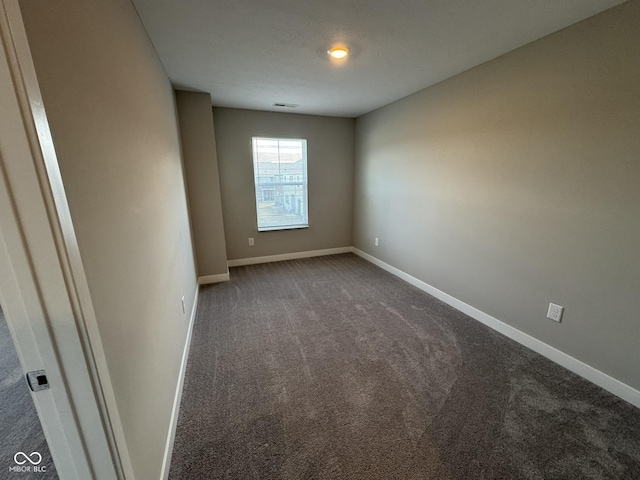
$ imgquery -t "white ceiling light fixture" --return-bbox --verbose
[327,46,350,59]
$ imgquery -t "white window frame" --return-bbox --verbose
[252,137,308,231]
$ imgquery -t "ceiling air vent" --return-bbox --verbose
[273,103,299,108]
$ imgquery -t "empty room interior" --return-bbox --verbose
[1,0,639,478]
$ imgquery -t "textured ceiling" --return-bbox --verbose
[132,0,626,117]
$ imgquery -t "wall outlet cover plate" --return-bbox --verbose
[547,303,564,322]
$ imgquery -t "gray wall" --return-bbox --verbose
[354,1,640,390]
[214,108,355,260]
[176,91,228,278]
[20,1,197,478]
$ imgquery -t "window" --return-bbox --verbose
[252,137,308,231]
[262,189,275,202]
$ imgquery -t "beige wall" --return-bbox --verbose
[354,1,640,390]
[176,91,228,278]
[214,108,355,260]
[20,1,197,478]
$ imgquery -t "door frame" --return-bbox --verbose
[0,1,129,478]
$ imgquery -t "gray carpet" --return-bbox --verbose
[169,253,640,479]
[0,307,58,478]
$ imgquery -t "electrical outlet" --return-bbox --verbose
[248,237,254,246]
[547,303,563,323]
[374,237,379,247]
[181,296,186,315]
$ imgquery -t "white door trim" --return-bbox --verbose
[0,1,129,478]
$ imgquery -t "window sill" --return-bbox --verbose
[258,225,309,232]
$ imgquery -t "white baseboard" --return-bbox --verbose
[198,272,230,285]
[352,248,640,409]
[227,246,353,268]
[159,286,199,479]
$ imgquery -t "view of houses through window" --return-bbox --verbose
[252,137,308,231]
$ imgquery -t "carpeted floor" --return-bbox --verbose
[0,307,57,478]
[169,253,640,479]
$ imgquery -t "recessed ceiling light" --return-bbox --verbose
[327,46,350,59]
